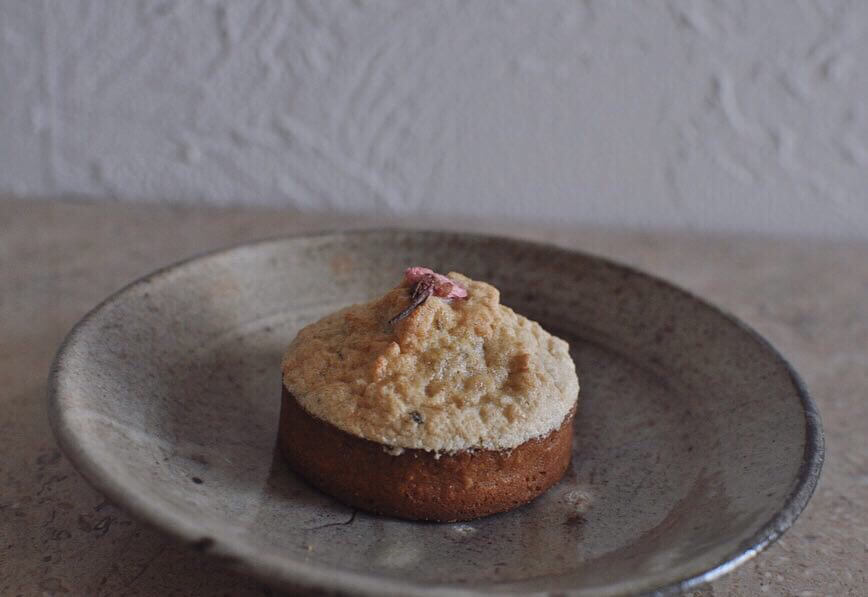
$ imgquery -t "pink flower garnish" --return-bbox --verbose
[403,267,468,299]
[389,267,468,325]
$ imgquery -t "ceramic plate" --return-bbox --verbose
[49,231,823,596]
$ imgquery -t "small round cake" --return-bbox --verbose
[279,268,579,521]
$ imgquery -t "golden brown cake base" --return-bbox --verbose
[278,386,575,522]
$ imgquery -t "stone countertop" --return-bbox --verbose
[1,197,865,596]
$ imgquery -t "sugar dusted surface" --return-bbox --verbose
[281,273,579,452]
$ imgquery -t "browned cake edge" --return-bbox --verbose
[278,385,575,522]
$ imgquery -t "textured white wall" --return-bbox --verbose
[2,1,867,238]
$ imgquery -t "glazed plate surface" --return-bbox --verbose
[49,231,823,596]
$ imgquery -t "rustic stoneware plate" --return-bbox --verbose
[49,231,823,596]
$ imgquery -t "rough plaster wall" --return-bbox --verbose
[2,0,867,238]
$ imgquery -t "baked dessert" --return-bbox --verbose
[279,267,579,521]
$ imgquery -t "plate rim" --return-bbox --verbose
[47,228,825,596]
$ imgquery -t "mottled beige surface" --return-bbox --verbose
[1,196,865,596]
[282,273,578,452]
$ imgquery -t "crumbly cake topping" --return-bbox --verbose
[281,270,579,452]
